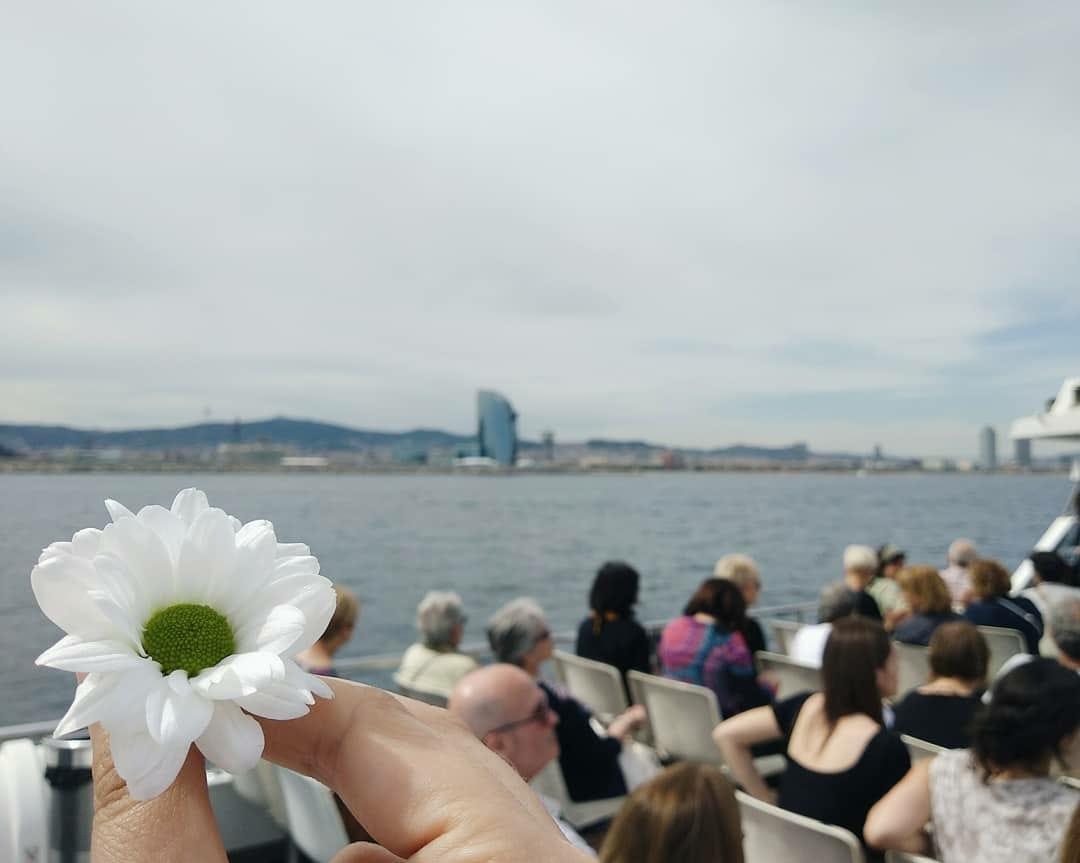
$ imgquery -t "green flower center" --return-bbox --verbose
[142,603,236,677]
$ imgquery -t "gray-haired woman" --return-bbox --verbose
[394,590,478,698]
[487,597,648,802]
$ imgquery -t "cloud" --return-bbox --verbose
[1,3,1079,456]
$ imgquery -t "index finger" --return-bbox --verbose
[257,678,585,862]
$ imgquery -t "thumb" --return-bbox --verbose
[330,842,407,863]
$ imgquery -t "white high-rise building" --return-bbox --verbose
[979,426,997,470]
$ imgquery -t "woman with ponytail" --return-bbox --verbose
[866,658,1080,862]
[576,561,651,694]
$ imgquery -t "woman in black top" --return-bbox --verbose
[576,561,652,693]
[893,565,961,646]
[962,558,1043,654]
[715,617,910,863]
[892,620,987,749]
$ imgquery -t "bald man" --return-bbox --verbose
[448,664,596,856]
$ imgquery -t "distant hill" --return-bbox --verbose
[584,438,811,461]
[0,418,476,453]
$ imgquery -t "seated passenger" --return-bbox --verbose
[658,578,773,717]
[295,584,358,676]
[598,762,744,863]
[714,553,768,656]
[576,561,651,693]
[865,659,1080,863]
[1021,551,1080,654]
[893,565,961,646]
[868,543,907,622]
[488,598,648,803]
[963,559,1043,653]
[940,538,978,606]
[714,617,909,863]
[841,545,884,621]
[394,590,479,699]
[892,621,988,749]
[448,663,595,856]
[789,581,860,667]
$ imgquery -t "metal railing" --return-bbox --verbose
[0,600,817,744]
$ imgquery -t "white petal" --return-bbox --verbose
[236,604,306,655]
[170,488,209,527]
[195,702,264,773]
[273,555,321,579]
[191,652,285,700]
[38,541,73,564]
[228,515,243,532]
[234,575,335,658]
[31,554,117,640]
[283,658,334,700]
[54,668,156,737]
[107,720,190,801]
[104,499,135,523]
[174,508,237,606]
[70,528,103,559]
[136,505,186,565]
[145,671,214,747]
[234,684,313,721]
[36,635,143,673]
[275,542,310,558]
[91,552,147,627]
[100,517,174,612]
[227,520,278,604]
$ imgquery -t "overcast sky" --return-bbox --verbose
[2,3,1078,457]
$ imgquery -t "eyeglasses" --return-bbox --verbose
[488,699,551,734]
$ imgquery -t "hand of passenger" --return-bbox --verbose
[90,677,594,863]
[606,703,647,741]
[883,607,910,632]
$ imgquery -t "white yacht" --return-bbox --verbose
[1010,377,1080,592]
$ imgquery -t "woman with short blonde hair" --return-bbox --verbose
[893,566,961,646]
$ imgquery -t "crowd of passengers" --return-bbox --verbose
[305,542,1080,862]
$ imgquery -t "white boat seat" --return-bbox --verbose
[892,642,931,697]
[765,619,804,655]
[737,789,866,863]
[901,734,946,764]
[974,625,1026,678]
[274,766,348,863]
[755,651,823,700]
[551,650,629,722]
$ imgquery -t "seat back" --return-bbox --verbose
[766,619,804,655]
[551,650,629,720]
[529,758,625,830]
[900,734,946,764]
[626,671,723,764]
[975,625,1026,679]
[737,790,865,863]
[893,642,931,696]
[885,852,942,863]
[273,767,348,863]
[394,680,448,707]
[755,651,823,699]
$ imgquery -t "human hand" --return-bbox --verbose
[89,677,593,863]
[607,703,647,741]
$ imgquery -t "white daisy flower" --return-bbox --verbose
[31,488,337,800]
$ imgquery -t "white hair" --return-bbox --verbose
[416,590,467,648]
[947,538,978,567]
[486,598,548,666]
[713,553,761,589]
[843,545,878,573]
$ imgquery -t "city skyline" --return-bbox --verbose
[3,5,1080,457]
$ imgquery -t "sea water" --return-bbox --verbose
[0,471,1068,726]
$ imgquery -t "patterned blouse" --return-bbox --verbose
[657,615,771,717]
[928,748,1079,863]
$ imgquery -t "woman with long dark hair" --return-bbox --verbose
[714,617,909,862]
[577,561,651,690]
[866,658,1080,862]
[658,578,773,717]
